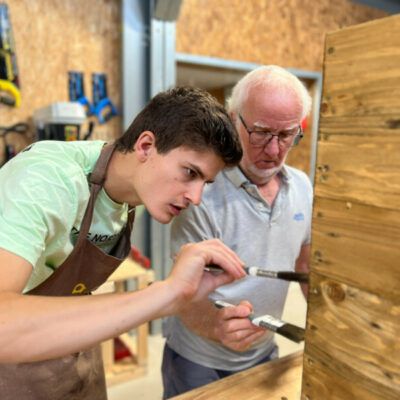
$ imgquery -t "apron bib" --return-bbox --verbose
[0,143,134,400]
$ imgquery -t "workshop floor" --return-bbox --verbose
[107,282,307,400]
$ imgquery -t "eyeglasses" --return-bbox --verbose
[238,114,303,148]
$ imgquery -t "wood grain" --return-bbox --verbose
[171,351,303,400]
[303,14,400,400]
[302,344,393,400]
[310,197,400,302]
[314,135,400,210]
[320,15,400,120]
[304,273,400,399]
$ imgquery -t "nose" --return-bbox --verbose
[263,135,280,156]
[185,182,204,206]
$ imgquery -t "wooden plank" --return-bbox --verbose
[171,351,303,400]
[107,258,154,283]
[314,135,400,210]
[304,272,400,399]
[310,196,400,302]
[320,15,400,121]
[302,344,391,400]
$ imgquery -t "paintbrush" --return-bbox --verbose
[205,264,309,283]
[214,300,305,343]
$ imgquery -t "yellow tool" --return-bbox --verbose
[0,78,20,107]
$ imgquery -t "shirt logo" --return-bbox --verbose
[294,213,304,221]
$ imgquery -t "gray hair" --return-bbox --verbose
[227,65,312,121]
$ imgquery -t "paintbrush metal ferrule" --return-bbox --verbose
[214,300,305,343]
[246,267,309,283]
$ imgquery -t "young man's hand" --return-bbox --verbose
[165,239,246,310]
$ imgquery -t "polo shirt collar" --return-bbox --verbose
[223,165,291,188]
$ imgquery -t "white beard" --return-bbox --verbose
[245,153,288,185]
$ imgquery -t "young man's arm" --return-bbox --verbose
[0,240,245,363]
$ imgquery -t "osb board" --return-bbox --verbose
[310,197,400,303]
[172,351,303,400]
[0,0,121,165]
[314,134,400,210]
[303,272,400,400]
[319,14,400,132]
[176,0,388,72]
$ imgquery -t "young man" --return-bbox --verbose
[162,66,313,398]
[0,86,245,400]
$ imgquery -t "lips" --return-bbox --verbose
[169,204,186,216]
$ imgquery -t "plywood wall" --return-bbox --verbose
[176,0,389,72]
[0,0,121,165]
[302,14,400,399]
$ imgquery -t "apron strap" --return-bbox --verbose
[76,143,116,246]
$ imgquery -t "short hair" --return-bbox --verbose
[227,66,312,120]
[115,86,242,167]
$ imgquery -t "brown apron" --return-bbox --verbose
[0,143,134,400]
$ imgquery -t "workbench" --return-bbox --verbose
[171,351,303,400]
[96,258,154,386]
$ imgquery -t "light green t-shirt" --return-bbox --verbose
[0,140,128,292]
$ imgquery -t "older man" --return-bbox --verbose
[162,66,313,398]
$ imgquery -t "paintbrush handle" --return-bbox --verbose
[205,264,309,283]
[214,300,305,343]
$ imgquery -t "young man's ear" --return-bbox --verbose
[135,131,156,161]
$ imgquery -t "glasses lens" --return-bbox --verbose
[249,132,297,148]
[249,132,272,146]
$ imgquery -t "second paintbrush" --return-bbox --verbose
[204,264,309,284]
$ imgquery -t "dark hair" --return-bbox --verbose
[115,86,242,166]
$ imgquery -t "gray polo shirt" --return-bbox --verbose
[163,165,313,371]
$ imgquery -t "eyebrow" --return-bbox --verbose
[253,122,299,131]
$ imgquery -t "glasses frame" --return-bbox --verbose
[238,113,303,148]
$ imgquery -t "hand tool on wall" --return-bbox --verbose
[68,71,95,116]
[214,300,305,343]
[205,264,309,283]
[92,73,117,124]
[0,3,20,107]
[0,122,30,166]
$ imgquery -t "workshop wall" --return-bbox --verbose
[0,0,121,166]
[302,14,400,399]
[176,0,389,72]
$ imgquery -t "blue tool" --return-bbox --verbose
[92,73,118,124]
[68,71,95,116]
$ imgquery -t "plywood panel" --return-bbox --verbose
[176,0,388,72]
[0,0,121,165]
[304,272,400,400]
[310,197,400,302]
[314,135,400,210]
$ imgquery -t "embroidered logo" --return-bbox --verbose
[294,213,304,221]
[72,283,87,294]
